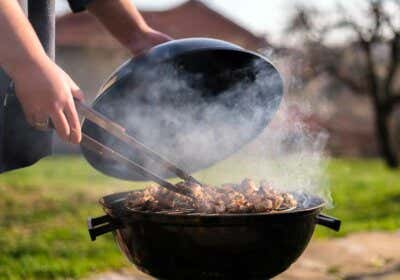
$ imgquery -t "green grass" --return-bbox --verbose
[0,157,143,280]
[316,159,400,237]
[0,156,399,279]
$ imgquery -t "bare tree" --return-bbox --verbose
[287,0,400,167]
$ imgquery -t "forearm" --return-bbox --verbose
[87,0,149,50]
[0,0,50,78]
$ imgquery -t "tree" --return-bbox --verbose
[287,0,400,168]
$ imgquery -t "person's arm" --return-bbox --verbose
[87,0,172,55]
[0,0,83,144]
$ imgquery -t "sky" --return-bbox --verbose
[57,0,360,43]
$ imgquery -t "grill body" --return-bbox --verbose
[89,191,340,280]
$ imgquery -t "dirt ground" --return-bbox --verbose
[88,231,400,280]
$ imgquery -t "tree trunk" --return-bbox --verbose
[374,108,399,168]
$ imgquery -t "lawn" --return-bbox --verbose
[0,156,399,279]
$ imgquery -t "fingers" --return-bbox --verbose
[66,73,85,101]
[72,88,85,101]
[64,101,82,144]
[36,103,81,144]
[54,71,84,143]
[25,111,37,128]
[25,101,81,144]
[33,113,51,131]
[156,31,173,43]
[24,109,50,131]
[23,65,84,144]
[65,76,83,143]
[50,109,70,142]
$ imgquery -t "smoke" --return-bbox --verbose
[93,49,331,208]
[188,97,332,209]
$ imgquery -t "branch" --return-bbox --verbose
[363,41,381,105]
[341,20,380,102]
[384,95,400,112]
[368,0,384,41]
[383,33,400,96]
[286,5,331,43]
[388,95,400,104]
[382,13,400,35]
[325,65,364,94]
[335,3,369,43]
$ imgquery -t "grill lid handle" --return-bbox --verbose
[87,215,122,241]
[316,214,341,232]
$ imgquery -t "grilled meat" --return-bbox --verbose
[125,178,297,214]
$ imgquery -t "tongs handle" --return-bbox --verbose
[81,133,193,198]
[75,99,126,136]
[75,99,199,184]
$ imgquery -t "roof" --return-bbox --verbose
[56,0,268,51]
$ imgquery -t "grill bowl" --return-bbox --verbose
[88,191,340,280]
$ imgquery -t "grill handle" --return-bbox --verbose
[87,215,122,241]
[316,214,341,232]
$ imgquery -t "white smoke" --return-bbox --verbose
[93,50,332,208]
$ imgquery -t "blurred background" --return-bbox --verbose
[1,0,400,279]
[54,0,400,163]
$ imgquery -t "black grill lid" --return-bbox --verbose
[81,38,283,181]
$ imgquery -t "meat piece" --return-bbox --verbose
[238,178,258,197]
[259,180,271,189]
[172,196,194,209]
[220,183,237,193]
[125,190,147,209]
[248,195,271,212]
[124,179,297,214]
[281,193,297,209]
[213,198,227,213]
[225,192,250,213]
[272,196,284,209]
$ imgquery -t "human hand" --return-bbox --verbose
[12,58,84,144]
[86,0,172,55]
[127,27,172,55]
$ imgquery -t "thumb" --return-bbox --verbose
[58,65,85,101]
[66,74,85,101]
[71,87,85,102]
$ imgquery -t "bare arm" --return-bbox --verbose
[87,0,172,55]
[0,0,49,78]
[0,0,83,144]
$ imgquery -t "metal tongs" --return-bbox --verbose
[75,100,199,198]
